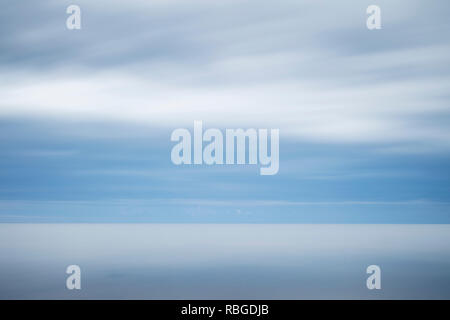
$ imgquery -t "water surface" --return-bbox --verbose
[0,224,449,299]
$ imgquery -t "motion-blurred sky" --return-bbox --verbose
[0,0,449,222]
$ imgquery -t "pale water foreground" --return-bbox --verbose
[0,224,449,299]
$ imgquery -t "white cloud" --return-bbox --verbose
[1,66,449,147]
[0,0,449,151]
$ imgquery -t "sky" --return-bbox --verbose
[0,0,450,222]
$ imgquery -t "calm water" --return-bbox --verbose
[0,224,449,299]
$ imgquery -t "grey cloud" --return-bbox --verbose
[0,0,450,149]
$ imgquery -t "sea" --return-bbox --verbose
[0,224,449,299]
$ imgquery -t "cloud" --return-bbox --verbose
[1,68,449,147]
[1,1,449,151]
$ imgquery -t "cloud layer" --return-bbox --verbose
[1,1,450,222]
[1,0,450,149]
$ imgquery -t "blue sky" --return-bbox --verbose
[0,0,449,222]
